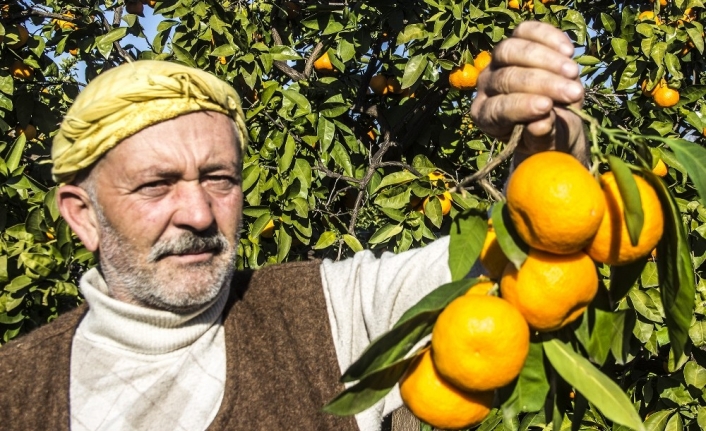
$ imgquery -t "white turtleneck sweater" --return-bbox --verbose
[70,237,452,431]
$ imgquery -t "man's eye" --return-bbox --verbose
[204,176,238,188]
[138,181,170,194]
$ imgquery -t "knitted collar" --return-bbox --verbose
[77,267,229,355]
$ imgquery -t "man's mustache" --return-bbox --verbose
[148,231,229,262]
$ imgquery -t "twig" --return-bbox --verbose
[303,42,325,77]
[270,26,307,81]
[378,161,421,176]
[478,178,504,202]
[96,8,135,63]
[313,163,361,184]
[451,124,523,192]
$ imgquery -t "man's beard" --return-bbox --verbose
[95,210,238,314]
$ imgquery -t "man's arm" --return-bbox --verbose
[321,21,590,430]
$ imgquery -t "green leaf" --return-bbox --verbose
[491,202,528,269]
[601,13,617,33]
[664,413,683,431]
[342,234,363,253]
[543,339,646,431]
[609,257,648,301]
[501,342,550,418]
[317,117,335,151]
[644,410,672,431]
[608,156,643,247]
[611,38,629,58]
[643,171,696,360]
[368,224,403,245]
[277,134,296,173]
[269,45,302,61]
[171,43,197,67]
[448,211,486,281]
[323,353,419,416]
[401,54,428,89]
[373,171,418,194]
[314,231,337,250]
[6,134,26,173]
[667,139,706,207]
[684,361,706,389]
[341,278,475,383]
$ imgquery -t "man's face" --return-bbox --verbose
[86,111,243,312]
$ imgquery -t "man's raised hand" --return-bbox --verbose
[471,21,587,164]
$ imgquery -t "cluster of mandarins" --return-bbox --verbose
[447,50,492,91]
[399,151,665,429]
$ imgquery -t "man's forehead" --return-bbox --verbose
[96,112,241,177]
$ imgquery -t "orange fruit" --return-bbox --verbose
[508,0,520,9]
[653,85,679,108]
[500,249,598,331]
[7,25,30,50]
[641,79,659,96]
[480,226,510,279]
[465,280,495,296]
[431,295,530,392]
[427,171,445,182]
[400,349,494,430]
[16,124,37,141]
[422,191,453,216]
[506,151,606,255]
[650,0,668,5]
[260,219,276,238]
[366,129,376,141]
[448,64,479,91]
[53,12,77,30]
[285,1,301,19]
[585,172,664,266]
[369,74,389,95]
[69,47,79,56]
[219,56,227,65]
[313,51,335,73]
[474,51,492,72]
[652,159,668,177]
[386,77,403,94]
[126,1,144,15]
[10,60,34,80]
[638,10,662,24]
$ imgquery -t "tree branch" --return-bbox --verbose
[451,124,523,192]
[270,26,308,81]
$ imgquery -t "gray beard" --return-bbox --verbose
[95,208,238,314]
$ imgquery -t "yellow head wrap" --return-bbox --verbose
[52,60,248,184]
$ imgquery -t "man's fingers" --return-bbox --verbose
[471,93,554,139]
[491,39,579,80]
[479,66,583,105]
[511,21,575,58]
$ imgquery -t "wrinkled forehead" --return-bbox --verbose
[99,111,242,176]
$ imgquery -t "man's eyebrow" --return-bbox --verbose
[199,162,240,175]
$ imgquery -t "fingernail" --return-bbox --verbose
[567,82,583,99]
[560,44,574,57]
[562,62,579,78]
[533,97,551,112]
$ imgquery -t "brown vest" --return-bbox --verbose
[0,260,359,430]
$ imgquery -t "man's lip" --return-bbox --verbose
[164,250,216,262]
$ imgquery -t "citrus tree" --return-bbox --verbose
[1,0,706,429]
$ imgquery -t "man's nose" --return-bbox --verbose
[171,181,216,232]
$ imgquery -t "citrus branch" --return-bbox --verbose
[451,124,523,193]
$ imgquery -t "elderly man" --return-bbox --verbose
[0,22,585,430]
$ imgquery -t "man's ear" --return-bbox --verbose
[57,185,100,252]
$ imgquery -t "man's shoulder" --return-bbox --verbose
[0,304,87,359]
